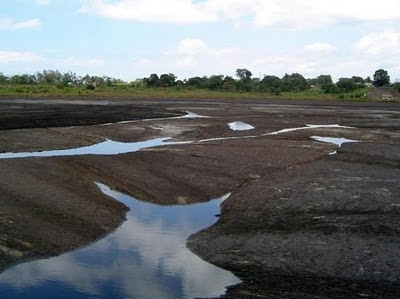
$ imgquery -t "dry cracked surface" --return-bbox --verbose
[0,98,399,298]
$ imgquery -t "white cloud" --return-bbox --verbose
[79,0,217,24]
[254,54,318,77]
[0,18,41,31]
[168,38,238,70]
[304,43,337,54]
[79,0,400,28]
[354,30,400,55]
[177,56,199,68]
[254,0,400,29]
[177,38,209,56]
[175,38,236,57]
[0,51,42,63]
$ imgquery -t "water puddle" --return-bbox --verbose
[104,111,209,126]
[0,124,355,159]
[267,124,352,135]
[311,136,358,155]
[197,124,353,143]
[0,183,240,299]
[228,121,255,131]
[0,138,174,159]
[177,111,209,119]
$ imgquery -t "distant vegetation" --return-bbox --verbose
[0,68,398,101]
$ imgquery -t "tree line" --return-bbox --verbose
[1,68,399,94]
[0,70,124,89]
[142,68,398,94]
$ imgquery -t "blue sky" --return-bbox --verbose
[1,0,400,81]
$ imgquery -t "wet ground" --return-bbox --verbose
[0,97,399,298]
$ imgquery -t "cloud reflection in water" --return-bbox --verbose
[0,184,240,299]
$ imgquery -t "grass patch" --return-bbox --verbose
[0,84,379,102]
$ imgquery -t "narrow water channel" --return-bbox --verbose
[0,123,353,160]
[0,184,240,299]
[0,138,174,159]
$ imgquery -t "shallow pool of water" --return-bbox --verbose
[311,136,358,146]
[0,138,174,159]
[228,121,255,131]
[110,111,209,125]
[311,136,358,155]
[0,184,240,299]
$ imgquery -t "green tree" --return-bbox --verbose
[307,78,318,86]
[9,74,36,84]
[159,73,176,87]
[221,76,237,91]
[144,73,160,87]
[186,76,204,88]
[236,68,252,91]
[316,75,333,85]
[130,78,144,88]
[39,70,63,84]
[61,72,78,86]
[321,83,337,94]
[281,73,309,92]
[0,73,8,84]
[204,75,224,90]
[351,76,364,85]
[236,68,252,81]
[260,75,281,92]
[250,78,261,92]
[336,78,356,92]
[373,69,390,87]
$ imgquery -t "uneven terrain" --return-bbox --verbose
[0,98,399,298]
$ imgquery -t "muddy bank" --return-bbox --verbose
[0,137,333,273]
[0,101,183,130]
[0,157,128,272]
[0,97,399,297]
[188,142,400,298]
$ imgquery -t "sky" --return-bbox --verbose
[1,0,400,81]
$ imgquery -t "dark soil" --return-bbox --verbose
[0,97,399,298]
[0,100,183,130]
[189,142,400,298]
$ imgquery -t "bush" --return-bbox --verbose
[337,78,357,92]
[321,83,337,94]
[222,81,236,91]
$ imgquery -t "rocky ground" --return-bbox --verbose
[0,97,399,298]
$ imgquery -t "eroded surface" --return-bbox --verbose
[0,98,399,298]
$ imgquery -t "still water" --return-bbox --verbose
[311,136,358,155]
[228,121,255,131]
[0,184,240,299]
[0,138,174,159]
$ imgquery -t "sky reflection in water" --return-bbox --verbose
[228,121,255,131]
[0,184,240,299]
